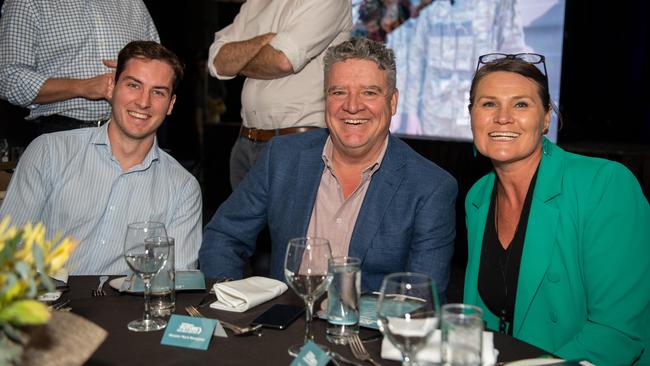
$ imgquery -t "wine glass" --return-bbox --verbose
[123,222,169,332]
[377,272,439,366]
[283,237,333,356]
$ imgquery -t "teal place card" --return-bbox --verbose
[161,315,216,350]
[290,341,330,366]
[128,270,206,292]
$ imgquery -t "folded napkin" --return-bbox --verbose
[381,330,498,365]
[210,276,288,312]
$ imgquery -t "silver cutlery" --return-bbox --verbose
[184,305,262,336]
[48,298,71,311]
[349,333,382,366]
[92,275,109,296]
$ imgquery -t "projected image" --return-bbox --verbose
[352,0,566,141]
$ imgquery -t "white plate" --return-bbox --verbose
[505,358,564,366]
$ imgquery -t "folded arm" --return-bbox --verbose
[213,33,293,79]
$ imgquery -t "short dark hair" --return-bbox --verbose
[468,58,550,112]
[323,37,396,93]
[115,41,184,93]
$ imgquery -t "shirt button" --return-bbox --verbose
[336,218,342,224]
[100,240,106,245]
[109,206,115,211]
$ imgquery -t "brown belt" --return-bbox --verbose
[239,126,319,142]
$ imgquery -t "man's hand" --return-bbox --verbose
[33,59,117,104]
[79,71,114,101]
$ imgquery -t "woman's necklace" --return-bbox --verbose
[495,197,514,293]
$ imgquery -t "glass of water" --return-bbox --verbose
[441,304,483,365]
[377,272,439,366]
[326,256,361,345]
[123,222,169,332]
[147,236,175,317]
[284,237,333,356]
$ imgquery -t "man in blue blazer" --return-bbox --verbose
[199,38,457,295]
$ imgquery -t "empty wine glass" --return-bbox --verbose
[124,222,169,332]
[377,272,439,366]
[284,237,333,356]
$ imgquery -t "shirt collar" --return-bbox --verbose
[91,120,160,171]
[321,135,389,177]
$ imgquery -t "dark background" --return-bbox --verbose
[1,0,649,298]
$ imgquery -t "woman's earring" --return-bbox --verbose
[542,138,550,156]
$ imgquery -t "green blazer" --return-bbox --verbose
[464,139,650,365]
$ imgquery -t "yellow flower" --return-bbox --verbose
[45,237,78,274]
[0,217,77,327]
[0,299,51,325]
[0,216,18,251]
[0,279,28,303]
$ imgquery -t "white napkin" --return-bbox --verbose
[209,276,288,312]
[381,330,498,365]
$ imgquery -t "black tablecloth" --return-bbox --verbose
[62,276,548,365]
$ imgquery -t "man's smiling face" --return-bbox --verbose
[325,58,397,162]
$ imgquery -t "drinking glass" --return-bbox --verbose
[284,237,333,356]
[377,272,439,366]
[123,222,169,332]
[441,304,483,365]
[326,256,361,345]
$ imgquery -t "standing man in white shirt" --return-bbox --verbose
[207,0,352,188]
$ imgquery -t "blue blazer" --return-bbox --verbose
[200,129,458,294]
[464,139,650,365]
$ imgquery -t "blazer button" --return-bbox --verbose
[547,272,561,283]
[549,311,558,323]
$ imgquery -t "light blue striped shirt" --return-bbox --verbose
[0,0,159,120]
[0,123,202,275]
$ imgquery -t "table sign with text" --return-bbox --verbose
[161,315,216,350]
[290,341,330,366]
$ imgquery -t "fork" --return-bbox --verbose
[92,275,109,296]
[349,333,382,366]
[184,305,262,335]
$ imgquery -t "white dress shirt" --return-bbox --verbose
[207,0,351,130]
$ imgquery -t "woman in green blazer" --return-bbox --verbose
[463,54,650,365]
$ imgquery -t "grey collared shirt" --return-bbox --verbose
[306,136,389,258]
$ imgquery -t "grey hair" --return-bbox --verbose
[323,37,397,93]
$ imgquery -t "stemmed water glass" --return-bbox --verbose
[283,237,333,356]
[123,221,169,332]
[377,272,439,366]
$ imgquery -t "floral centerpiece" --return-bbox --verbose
[0,216,77,365]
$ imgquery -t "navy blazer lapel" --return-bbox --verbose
[349,135,406,262]
[513,139,563,336]
[292,141,326,237]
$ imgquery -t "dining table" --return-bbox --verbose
[61,276,550,366]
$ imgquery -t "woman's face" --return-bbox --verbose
[470,71,550,168]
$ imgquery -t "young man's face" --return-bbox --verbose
[109,57,176,144]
